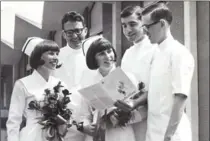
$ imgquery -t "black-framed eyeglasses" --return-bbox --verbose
[64,28,84,37]
[142,21,160,29]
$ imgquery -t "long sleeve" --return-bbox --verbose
[121,50,129,72]
[77,69,96,126]
[127,106,147,125]
[122,72,148,125]
[6,80,26,141]
[79,96,93,126]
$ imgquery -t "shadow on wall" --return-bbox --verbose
[13,15,44,52]
[1,41,22,65]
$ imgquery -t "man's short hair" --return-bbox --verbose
[142,2,172,25]
[61,11,85,30]
[121,6,143,20]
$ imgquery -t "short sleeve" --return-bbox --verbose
[171,49,194,96]
[6,80,26,141]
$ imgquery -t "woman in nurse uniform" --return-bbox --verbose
[141,3,194,141]
[6,38,76,141]
[78,36,140,141]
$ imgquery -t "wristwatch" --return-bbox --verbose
[72,121,84,132]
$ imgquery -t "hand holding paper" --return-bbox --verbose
[114,82,147,112]
[78,67,147,127]
[78,67,139,110]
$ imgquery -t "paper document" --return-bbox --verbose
[78,67,138,110]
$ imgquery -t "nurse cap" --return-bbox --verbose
[22,37,44,57]
[82,35,103,56]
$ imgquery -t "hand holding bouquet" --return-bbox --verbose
[28,81,78,141]
[114,82,147,112]
[106,82,147,126]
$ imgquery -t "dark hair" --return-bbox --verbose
[142,2,172,25]
[121,6,142,20]
[30,40,60,69]
[86,38,117,70]
[61,11,85,30]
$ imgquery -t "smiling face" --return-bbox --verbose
[95,48,115,71]
[121,13,145,43]
[40,50,59,70]
[63,21,87,49]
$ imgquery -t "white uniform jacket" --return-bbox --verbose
[6,70,85,141]
[53,45,87,89]
[146,35,194,141]
[121,36,157,141]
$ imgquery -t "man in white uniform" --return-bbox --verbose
[120,6,157,141]
[141,3,194,141]
[53,11,88,89]
[53,11,88,141]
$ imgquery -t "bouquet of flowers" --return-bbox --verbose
[28,81,81,141]
[102,82,147,127]
[114,82,147,113]
[92,82,147,141]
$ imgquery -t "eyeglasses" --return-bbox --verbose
[142,21,160,29]
[64,28,84,37]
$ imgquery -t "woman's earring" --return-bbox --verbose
[160,20,165,27]
[56,62,62,69]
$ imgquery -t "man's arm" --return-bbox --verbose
[133,91,148,108]
[164,93,187,141]
[164,46,195,141]
[111,91,148,125]
[127,91,148,125]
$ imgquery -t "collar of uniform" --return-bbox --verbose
[31,69,53,86]
[133,35,150,49]
[64,44,83,54]
[97,65,116,78]
[158,35,174,49]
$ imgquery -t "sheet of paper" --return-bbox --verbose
[78,67,138,110]
[101,67,138,101]
[79,83,114,110]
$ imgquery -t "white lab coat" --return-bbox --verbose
[6,70,85,141]
[52,45,89,141]
[146,35,194,141]
[79,67,136,141]
[121,36,157,141]
[53,45,87,89]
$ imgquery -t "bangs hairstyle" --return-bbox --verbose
[121,6,142,20]
[30,40,60,69]
[61,11,85,30]
[86,38,117,70]
[142,2,172,25]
